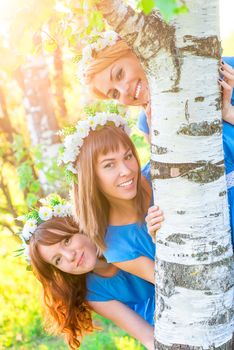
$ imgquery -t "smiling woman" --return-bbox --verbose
[23,201,155,350]
[59,113,163,285]
[90,52,149,106]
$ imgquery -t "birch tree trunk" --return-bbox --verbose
[97,1,234,348]
[53,46,68,120]
[16,54,61,194]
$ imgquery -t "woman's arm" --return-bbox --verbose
[113,256,155,284]
[89,299,154,350]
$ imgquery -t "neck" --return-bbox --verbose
[93,259,118,277]
[108,198,138,225]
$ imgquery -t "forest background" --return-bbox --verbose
[0,0,233,349]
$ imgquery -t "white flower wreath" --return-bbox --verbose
[59,112,131,175]
[16,195,72,262]
[77,31,119,84]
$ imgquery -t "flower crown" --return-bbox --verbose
[77,31,119,84]
[59,112,131,176]
[16,194,72,262]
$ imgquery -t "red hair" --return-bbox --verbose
[29,217,95,349]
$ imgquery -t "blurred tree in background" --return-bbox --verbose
[0,0,232,349]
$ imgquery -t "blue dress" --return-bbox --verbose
[86,269,155,325]
[103,164,155,263]
[138,56,234,247]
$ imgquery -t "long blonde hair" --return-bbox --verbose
[72,125,148,256]
[85,39,132,99]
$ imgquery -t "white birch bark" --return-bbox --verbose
[17,55,61,194]
[98,0,234,348]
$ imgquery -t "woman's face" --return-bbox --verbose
[91,53,149,106]
[95,143,139,202]
[38,234,97,275]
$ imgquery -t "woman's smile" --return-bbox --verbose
[96,144,139,202]
[91,53,149,106]
[38,234,97,275]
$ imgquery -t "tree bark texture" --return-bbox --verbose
[16,55,61,194]
[98,0,234,348]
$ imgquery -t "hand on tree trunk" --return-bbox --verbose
[145,205,164,241]
[219,60,234,125]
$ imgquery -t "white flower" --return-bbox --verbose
[76,120,90,135]
[67,163,78,174]
[62,146,78,164]
[59,112,130,170]
[82,45,92,60]
[53,204,67,217]
[64,202,73,216]
[102,31,118,44]
[88,117,98,130]
[93,39,106,51]
[38,206,53,221]
[22,219,37,240]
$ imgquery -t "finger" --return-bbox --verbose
[218,79,232,91]
[221,61,234,74]
[148,205,159,213]
[219,68,234,82]
[150,216,164,225]
[147,211,163,221]
[148,223,161,233]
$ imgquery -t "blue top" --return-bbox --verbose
[86,269,155,325]
[103,164,155,263]
[138,56,234,247]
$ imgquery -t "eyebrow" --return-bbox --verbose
[99,148,131,164]
[106,65,115,97]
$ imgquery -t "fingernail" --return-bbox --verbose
[221,60,224,65]
[218,78,223,82]
[220,67,224,71]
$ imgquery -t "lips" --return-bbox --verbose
[134,80,142,100]
[76,252,84,267]
[118,178,134,188]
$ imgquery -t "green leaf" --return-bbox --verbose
[29,181,40,194]
[17,163,34,190]
[137,0,155,14]
[26,193,39,208]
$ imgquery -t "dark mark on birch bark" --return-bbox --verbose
[181,35,221,58]
[195,96,205,102]
[185,99,190,122]
[177,119,222,136]
[156,257,233,292]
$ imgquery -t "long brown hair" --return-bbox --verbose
[29,217,95,349]
[85,39,132,99]
[72,125,149,256]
